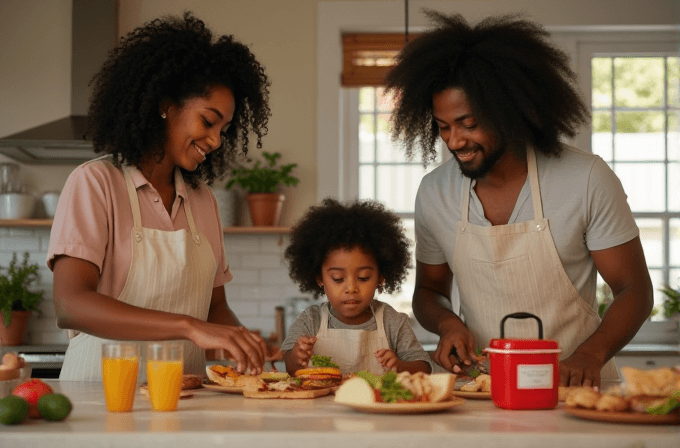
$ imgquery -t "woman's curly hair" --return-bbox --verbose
[86,11,271,187]
[385,10,589,165]
[285,198,412,299]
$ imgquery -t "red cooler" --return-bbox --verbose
[485,312,561,410]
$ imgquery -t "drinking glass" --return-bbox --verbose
[146,341,183,412]
[101,342,140,412]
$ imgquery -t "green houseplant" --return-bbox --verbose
[660,286,680,318]
[0,252,42,345]
[226,151,299,226]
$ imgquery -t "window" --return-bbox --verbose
[577,39,680,321]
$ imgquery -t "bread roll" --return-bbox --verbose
[334,377,376,405]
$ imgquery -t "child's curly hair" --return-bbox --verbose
[86,11,271,188]
[285,198,412,299]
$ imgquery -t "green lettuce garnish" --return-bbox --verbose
[646,391,680,415]
[310,355,339,368]
[355,370,413,403]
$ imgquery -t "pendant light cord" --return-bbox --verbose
[404,0,409,44]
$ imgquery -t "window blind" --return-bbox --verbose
[341,33,418,87]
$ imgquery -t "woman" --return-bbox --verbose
[47,12,271,380]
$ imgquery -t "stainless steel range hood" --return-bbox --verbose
[0,0,117,164]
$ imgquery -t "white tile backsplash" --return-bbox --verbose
[0,230,307,345]
[2,229,437,347]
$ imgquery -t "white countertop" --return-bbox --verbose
[1,381,679,448]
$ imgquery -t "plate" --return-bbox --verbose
[337,397,466,414]
[563,407,680,425]
[202,383,244,394]
[451,390,492,400]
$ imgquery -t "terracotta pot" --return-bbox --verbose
[246,193,284,227]
[0,310,31,346]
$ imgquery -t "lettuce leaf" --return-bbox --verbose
[646,392,680,415]
[310,355,339,368]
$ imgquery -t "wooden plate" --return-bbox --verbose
[336,397,466,414]
[202,383,244,394]
[451,390,492,400]
[564,407,680,425]
[243,387,331,399]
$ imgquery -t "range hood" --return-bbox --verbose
[0,0,117,164]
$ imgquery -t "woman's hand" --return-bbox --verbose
[375,348,400,372]
[433,318,480,372]
[189,321,267,375]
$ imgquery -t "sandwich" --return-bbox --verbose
[242,375,332,399]
[206,364,249,387]
[334,370,456,405]
[564,367,680,415]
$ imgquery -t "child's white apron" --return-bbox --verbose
[313,301,391,375]
[59,165,216,381]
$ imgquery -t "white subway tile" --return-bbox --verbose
[27,331,69,345]
[225,253,241,269]
[258,235,288,253]
[259,269,294,285]
[241,254,284,269]
[8,229,37,237]
[237,317,276,335]
[228,301,259,316]
[259,301,288,317]
[239,285,284,301]
[224,235,261,253]
[26,316,60,332]
[227,269,259,285]
[0,237,41,253]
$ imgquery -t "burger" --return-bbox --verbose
[294,367,343,389]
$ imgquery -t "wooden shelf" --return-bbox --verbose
[0,219,53,227]
[0,220,291,234]
[223,226,291,234]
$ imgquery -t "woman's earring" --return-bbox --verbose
[160,112,167,119]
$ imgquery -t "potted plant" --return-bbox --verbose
[660,286,679,319]
[0,252,43,346]
[226,151,299,226]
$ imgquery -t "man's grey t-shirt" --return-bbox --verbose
[281,300,433,371]
[415,144,638,311]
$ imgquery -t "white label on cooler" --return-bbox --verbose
[516,364,553,389]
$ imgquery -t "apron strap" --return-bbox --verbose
[122,166,143,241]
[173,168,202,245]
[527,147,544,220]
[461,176,472,223]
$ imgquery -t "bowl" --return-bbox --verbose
[0,193,35,219]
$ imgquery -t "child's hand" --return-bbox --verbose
[292,336,317,368]
[375,348,400,372]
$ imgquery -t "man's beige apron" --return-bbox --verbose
[451,147,618,382]
[60,166,216,381]
[313,301,390,375]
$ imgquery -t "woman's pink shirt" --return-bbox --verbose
[46,157,232,303]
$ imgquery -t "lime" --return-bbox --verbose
[37,394,72,421]
[0,395,29,424]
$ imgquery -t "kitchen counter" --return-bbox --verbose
[1,381,678,448]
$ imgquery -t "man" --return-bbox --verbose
[384,11,653,387]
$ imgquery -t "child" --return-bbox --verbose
[281,198,433,376]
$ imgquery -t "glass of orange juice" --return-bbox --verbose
[146,341,183,412]
[101,342,140,412]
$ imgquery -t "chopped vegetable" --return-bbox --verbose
[310,355,339,368]
[355,370,413,403]
[646,392,680,415]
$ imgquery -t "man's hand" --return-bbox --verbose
[434,319,481,372]
[559,350,604,388]
[375,349,400,372]
[191,323,267,375]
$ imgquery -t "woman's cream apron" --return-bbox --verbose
[59,166,216,381]
[451,147,618,382]
[313,301,390,375]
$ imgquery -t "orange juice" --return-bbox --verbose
[102,357,139,412]
[146,360,183,411]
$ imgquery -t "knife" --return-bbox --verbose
[450,347,489,377]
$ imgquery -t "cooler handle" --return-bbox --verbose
[500,312,543,339]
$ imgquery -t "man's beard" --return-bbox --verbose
[452,142,506,179]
